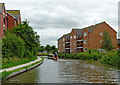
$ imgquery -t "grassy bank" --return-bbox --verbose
[1,57,44,81]
[37,53,49,56]
[2,57,37,69]
[58,50,120,68]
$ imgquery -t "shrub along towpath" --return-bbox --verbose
[0,57,42,73]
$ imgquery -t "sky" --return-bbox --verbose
[1,0,119,47]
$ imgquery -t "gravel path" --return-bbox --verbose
[0,57,42,73]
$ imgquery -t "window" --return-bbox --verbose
[100,40,102,44]
[63,38,65,41]
[84,47,87,51]
[74,49,76,52]
[70,49,72,52]
[74,35,76,39]
[70,36,72,39]
[84,32,87,36]
[15,21,16,25]
[63,44,65,47]
[100,32,102,36]
[3,18,5,24]
[74,42,76,45]
[71,42,72,46]
[84,40,87,44]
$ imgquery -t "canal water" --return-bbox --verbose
[3,57,120,83]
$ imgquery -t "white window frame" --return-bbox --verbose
[63,38,65,41]
[70,49,72,52]
[84,32,87,36]
[84,40,87,44]
[100,40,102,44]
[74,42,76,45]
[74,49,76,52]
[84,47,87,51]
[71,42,72,46]
[70,36,72,39]
[100,32,102,36]
[74,35,76,39]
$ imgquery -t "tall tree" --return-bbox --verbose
[45,44,51,53]
[12,20,40,58]
[39,46,45,53]
[101,31,114,51]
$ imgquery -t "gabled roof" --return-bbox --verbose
[57,33,70,41]
[72,29,83,36]
[64,33,70,39]
[0,3,5,13]
[72,21,110,36]
[7,10,20,21]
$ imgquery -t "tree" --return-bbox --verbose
[12,20,40,58]
[2,31,25,58]
[51,45,56,50]
[101,31,114,51]
[39,46,45,53]
[45,44,51,53]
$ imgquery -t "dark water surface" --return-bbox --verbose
[3,58,120,83]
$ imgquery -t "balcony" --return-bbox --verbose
[77,39,83,41]
[65,40,70,44]
[77,44,83,49]
[65,48,70,49]
[77,47,83,49]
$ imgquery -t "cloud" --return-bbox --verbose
[1,0,119,46]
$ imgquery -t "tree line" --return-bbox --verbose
[38,44,58,54]
[2,20,40,59]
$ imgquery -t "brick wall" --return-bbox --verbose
[7,13,16,30]
[70,29,77,53]
[88,22,117,50]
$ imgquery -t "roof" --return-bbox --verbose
[72,29,84,36]
[117,39,120,44]
[57,33,70,41]
[64,33,70,39]
[7,10,20,21]
[72,21,107,36]
[0,3,5,13]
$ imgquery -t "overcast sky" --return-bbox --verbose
[1,0,119,47]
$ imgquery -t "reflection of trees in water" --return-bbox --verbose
[118,70,120,84]
[58,60,118,83]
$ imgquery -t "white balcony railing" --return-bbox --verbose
[65,48,70,49]
[77,39,83,41]
[65,42,70,44]
[77,47,83,49]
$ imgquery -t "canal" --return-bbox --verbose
[3,57,120,83]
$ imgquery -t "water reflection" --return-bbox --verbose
[3,58,119,83]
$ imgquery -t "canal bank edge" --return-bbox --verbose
[1,57,45,81]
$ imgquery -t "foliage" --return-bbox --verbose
[45,44,51,53]
[2,31,25,58]
[2,57,37,69]
[37,53,49,56]
[58,50,120,68]
[12,20,40,58]
[39,46,45,52]
[2,57,44,81]
[101,31,114,51]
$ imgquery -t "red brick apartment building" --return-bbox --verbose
[57,22,117,53]
[0,3,21,38]
[117,39,120,50]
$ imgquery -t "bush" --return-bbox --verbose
[2,32,25,58]
[100,51,120,67]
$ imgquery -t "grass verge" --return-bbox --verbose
[2,57,37,69]
[1,57,44,81]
